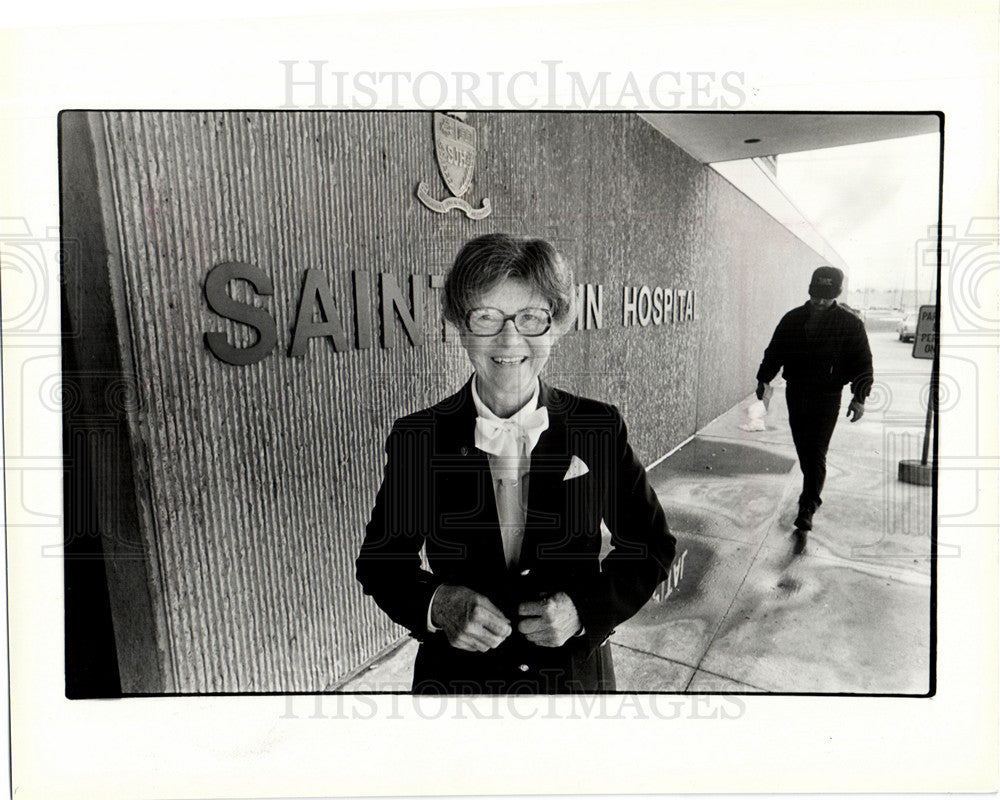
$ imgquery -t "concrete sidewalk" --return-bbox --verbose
[341,332,933,694]
[611,373,932,693]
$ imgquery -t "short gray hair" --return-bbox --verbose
[442,234,576,330]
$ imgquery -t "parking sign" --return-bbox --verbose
[912,304,936,359]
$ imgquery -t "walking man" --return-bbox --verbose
[755,266,874,532]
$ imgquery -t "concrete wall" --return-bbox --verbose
[62,111,825,693]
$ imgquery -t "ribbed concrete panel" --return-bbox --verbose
[84,111,818,691]
[693,162,830,431]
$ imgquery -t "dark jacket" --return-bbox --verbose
[756,301,874,400]
[356,378,676,693]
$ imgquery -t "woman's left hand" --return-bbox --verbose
[517,592,582,648]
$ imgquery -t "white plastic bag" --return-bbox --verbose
[739,399,768,432]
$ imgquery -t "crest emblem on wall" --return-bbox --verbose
[435,112,475,196]
[417,112,492,219]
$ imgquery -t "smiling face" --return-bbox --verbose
[459,278,560,417]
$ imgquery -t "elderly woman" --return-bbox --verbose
[356,233,675,693]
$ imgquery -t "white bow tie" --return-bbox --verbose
[474,406,550,469]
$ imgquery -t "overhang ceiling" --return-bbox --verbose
[640,113,941,163]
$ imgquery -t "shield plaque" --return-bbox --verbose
[433,112,476,197]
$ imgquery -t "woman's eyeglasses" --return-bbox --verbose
[465,307,552,337]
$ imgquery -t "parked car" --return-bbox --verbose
[897,311,918,342]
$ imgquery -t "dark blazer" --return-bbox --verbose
[356,378,676,693]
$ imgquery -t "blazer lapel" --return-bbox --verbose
[434,377,508,581]
[521,381,573,572]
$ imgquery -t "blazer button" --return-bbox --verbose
[520,568,531,576]
[518,664,530,672]
[460,446,468,456]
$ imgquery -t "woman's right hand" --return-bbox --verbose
[431,584,512,652]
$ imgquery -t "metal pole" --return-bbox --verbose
[921,369,935,466]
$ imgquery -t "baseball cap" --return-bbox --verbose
[808,266,844,299]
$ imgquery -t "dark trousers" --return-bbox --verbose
[785,383,842,512]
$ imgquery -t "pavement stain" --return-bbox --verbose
[653,480,791,533]
[651,437,797,477]
[699,546,930,693]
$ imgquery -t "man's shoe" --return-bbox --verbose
[794,506,814,531]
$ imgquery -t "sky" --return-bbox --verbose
[775,133,941,296]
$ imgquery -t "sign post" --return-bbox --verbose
[899,304,936,485]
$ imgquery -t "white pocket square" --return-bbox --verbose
[563,455,590,481]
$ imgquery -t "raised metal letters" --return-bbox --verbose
[203,261,277,366]
[416,112,492,219]
[203,265,699,366]
[622,285,697,327]
[203,266,433,364]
